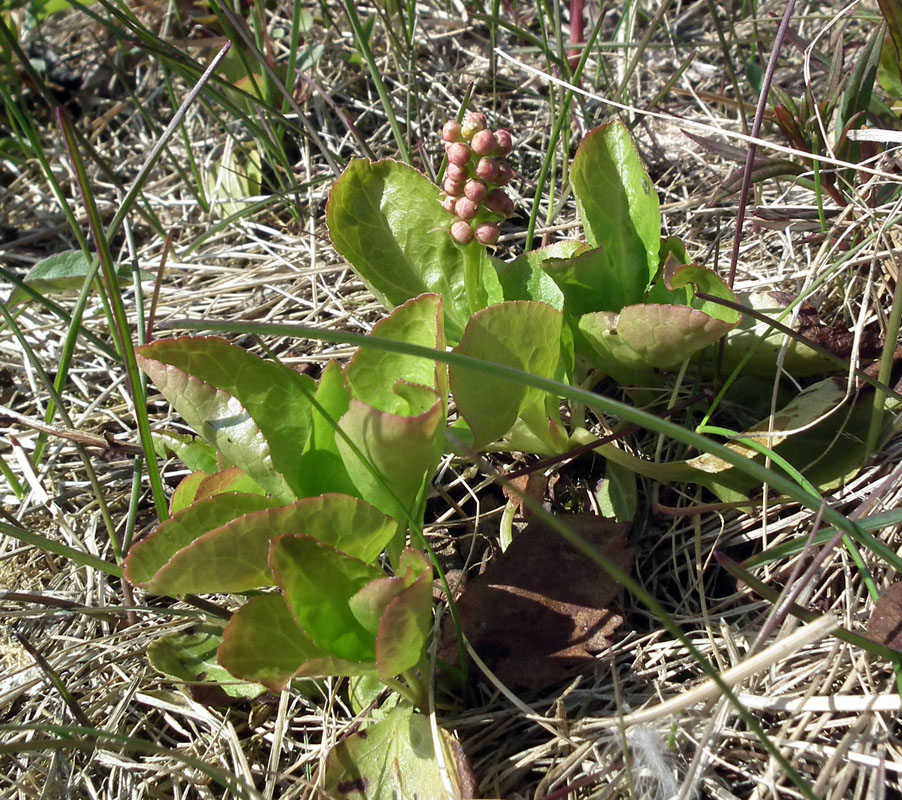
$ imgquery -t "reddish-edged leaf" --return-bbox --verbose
[376,560,433,679]
[322,707,476,800]
[136,336,315,502]
[579,303,735,383]
[270,535,382,663]
[337,391,444,522]
[125,492,278,589]
[194,467,266,502]
[450,301,562,450]
[134,494,397,595]
[218,594,329,691]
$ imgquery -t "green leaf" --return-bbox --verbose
[878,29,902,98]
[137,337,315,502]
[133,494,397,595]
[327,158,496,341]
[746,59,763,94]
[346,550,432,679]
[4,251,138,309]
[375,555,433,679]
[322,707,470,800]
[744,379,899,493]
[153,431,219,475]
[203,142,263,216]
[167,466,265,515]
[169,472,207,516]
[193,467,267,502]
[584,380,862,504]
[344,294,447,414]
[218,594,328,691]
[836,22,882,140]
[579,302,736,383]
[570,122,660,303]
[295,360,357,498]
[596,460,637,523]
[124,492,279,589]
[668,264,739,321]
[349,674,401,716]
[647,262,740,323]
[349,577,407,636]
[543,244,627,314]
[311,361,351,449]
[879,0,902,61]
[658,236,689,269]
[494,241,580,306]
[271,536,383,663]
[337,392,445,522]
[147,623,266,700]
[450,302,563,449]
[655,378,880,500]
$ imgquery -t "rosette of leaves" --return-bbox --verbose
[125,294,447,694]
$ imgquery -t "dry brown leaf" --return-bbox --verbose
[440,514,632,691]
[867,582,902,651]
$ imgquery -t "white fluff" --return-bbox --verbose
[626,724,684,800]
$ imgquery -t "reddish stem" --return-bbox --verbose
[568,0,585,73]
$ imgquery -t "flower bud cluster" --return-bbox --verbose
[440,112,515,245]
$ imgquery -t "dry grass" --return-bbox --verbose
[2,1,902,798]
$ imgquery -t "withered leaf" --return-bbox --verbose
[769,291,884,360]
[867,582,902,651]
[440,514,632,691]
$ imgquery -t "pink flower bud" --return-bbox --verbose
[446,163,468,182]
[493,129,513,155]
[441,195,457,213]
[446,142,472,166]
[485,189,514,217]
[475,222,500,245]
[450,220,474,244]
[464,179,487,202]
[454,196,479,220]
[475,157,499,182]
[442,120,462,143]
[495,161,514,186]
[461,111,487,138]
[443,177,465,197]
[471,129,496,156]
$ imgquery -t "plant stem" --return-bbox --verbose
[462,241,485,316]
[866,250,902,454]
[401,669,429,711]
[383,673,426,710]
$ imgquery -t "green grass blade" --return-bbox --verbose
[56,111,169,524]
[0,519,122,578]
